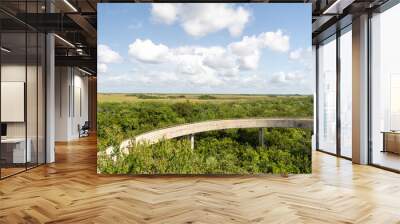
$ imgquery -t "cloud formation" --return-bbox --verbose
[98,44,122,73]
[128,29,289,81]
[151,3,179,25]
[98,63,108,73]
[98,4,313,94]
[229,30,290,70]
[151,3,250,37]
[98,44,122,64]
[289,47,312,61]
[128,39,170,63]
[270,71,305,84]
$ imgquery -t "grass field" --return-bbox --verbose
[98,93,309,103]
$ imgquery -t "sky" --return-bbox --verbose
[98,3,313,94]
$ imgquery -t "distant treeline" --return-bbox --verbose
[125,93,187,99]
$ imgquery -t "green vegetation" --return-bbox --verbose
[98,128,311,174]
[125,93,164,99]
[198,94,217,100]
[97,94,313,175]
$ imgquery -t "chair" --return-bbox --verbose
[79,121,90,138]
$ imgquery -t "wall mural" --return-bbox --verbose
[97,3,313,175]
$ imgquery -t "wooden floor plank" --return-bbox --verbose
[0,135,400,223]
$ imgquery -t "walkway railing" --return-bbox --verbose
[115,118,313,153]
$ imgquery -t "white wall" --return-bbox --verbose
[69,72,89,138]
[55,67,89,141]
[55,66,70,141]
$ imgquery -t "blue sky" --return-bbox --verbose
[98,3,313,94]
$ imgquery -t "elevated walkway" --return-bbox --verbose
[115,118,313,153]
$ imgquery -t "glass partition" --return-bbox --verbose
[339,27,352,158]
[371,3,400,171]
[0,31,28,177]
[0,1,46,179]
[317,35,337,154]
[27,31,38,169]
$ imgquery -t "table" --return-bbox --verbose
[1,138,32,164]
[382,131,400,154]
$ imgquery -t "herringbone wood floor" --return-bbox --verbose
[1,135,400,224]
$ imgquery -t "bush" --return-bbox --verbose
[97,95,313,174]
[198,95,217,100]
[125,94,165,99]
[98,130,312,175]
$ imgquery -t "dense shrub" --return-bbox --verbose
[198,95,217,100]
[97,96,313,174]
[141,94,165,99]
[98,128,312,175]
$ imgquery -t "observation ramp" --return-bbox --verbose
[117,118,313,151]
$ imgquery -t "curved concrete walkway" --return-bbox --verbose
[117,118,313,152]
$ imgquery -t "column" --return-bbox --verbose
[46,32,55,163]
[259,128,264,147]
[190,134,195,150]
[46,0,55,163]
[352,14,369,164]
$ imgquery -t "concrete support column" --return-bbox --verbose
[259,128,264,147]
[352,14,369,164]
[88,77,97,132]
[190,134,195,150]
[45,1,55,163]
[46,33,55,163]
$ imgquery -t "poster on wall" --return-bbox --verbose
[97,3,313,175]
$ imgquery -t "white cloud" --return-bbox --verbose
[289,47,312,61]
[289,48,302,60]
[174,53,206,75]
[171,47,225,86]
[151,3,179,25]
[151,3,250,37]
[260,30,290,53]
[270,71,305,84]
[189,72,223,86]
[288,47,313,74]
[124,30,294,90]
[267,70,313,94]
[129,30,289,72]
[128,39,170,63]
[98,63,108,73]
[239,51,260,70]
[98,44,122,64]
[201,47,230,68]
[159,72,179,82]
[229,30,290,70]
[137,71,179,84]
[99,68,313,94]
[127,30,290,85]
[98,44,122,74]
[170,46,239,78]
